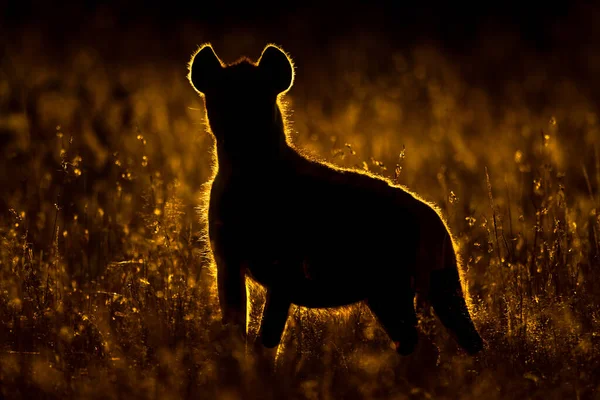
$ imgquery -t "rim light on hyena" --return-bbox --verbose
[187,43,484,358]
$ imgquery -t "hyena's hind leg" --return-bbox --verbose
[367,283,418,356]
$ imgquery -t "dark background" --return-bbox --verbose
[0,1,587,51]
[0,1,580,47]
[2,1,598,102]
[2,0,599,202]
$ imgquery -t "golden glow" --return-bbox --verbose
[4,22,598,397]
[245,275,266,339]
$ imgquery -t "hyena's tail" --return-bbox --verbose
[428,232,484,355]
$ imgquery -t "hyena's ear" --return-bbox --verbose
[188,44,223,94]
[258,44,294,95]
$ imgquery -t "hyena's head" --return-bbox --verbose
[188,44,294,148]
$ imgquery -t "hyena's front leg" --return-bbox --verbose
[250,288,290,376]
[211,240,247,336]
[259,288,291,348]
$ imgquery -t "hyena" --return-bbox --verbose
[187,43,484,356]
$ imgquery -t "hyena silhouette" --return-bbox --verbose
[188,43,484,356]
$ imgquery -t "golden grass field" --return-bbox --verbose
[1,12,600,399]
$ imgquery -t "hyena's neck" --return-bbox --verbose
[214,105,295,175]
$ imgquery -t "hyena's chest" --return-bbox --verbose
[210,179,304,258]
[215,207,306,286]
